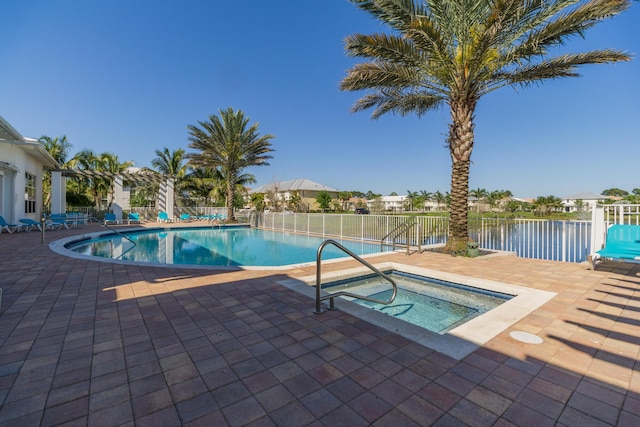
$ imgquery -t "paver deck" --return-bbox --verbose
[0,223,639,426]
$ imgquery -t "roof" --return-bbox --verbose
[250,178,339,194]
[562,192,607,200]
[0,115,59,169]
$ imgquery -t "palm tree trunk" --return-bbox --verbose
[446,99,476,250]
[449,160,470,242]
[226,181,235,222]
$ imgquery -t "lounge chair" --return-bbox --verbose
[104,213,119,225]
[157,211,174,222]
[49,214,70,229]
[19,218,43,232]
[128,212,141,224]
[0,215,22,233]
[179,213,191,222]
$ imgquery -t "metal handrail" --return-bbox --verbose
[314,239,397,314]
[89,215,138,257]
[380,220,420,255]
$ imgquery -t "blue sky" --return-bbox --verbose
[1,1,638,199]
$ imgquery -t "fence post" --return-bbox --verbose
[591,205,605,251]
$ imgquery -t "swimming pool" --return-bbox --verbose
[56,226,391,268]
[324,270,512,334]
[280,263,556,359]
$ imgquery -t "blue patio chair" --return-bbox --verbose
[19,218,43,232]
[104,213,119,225]
[49,214,70,229]
[179,213,191,222]
[0,215,22,233]
[128,212,141,224]
[157,211,174,222]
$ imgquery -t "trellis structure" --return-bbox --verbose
[50,169,174,219]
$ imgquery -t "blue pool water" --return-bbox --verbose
[325,271,512,334]
[66,226,389,267]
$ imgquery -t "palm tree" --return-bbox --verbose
[340,0,631,249]
[152,147,188,178]
[150,148,189,205]
[187,108,274,222]
[40,135,73,209]
[470,188,488,213]
[406,190,418,211]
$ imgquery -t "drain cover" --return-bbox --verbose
[509,331,544,344]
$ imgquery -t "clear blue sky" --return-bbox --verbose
[1,1,638,199]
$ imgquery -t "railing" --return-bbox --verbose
[380,220,420,254]
[314,239,397,314]
[254,212,594,263]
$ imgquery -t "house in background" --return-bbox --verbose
[561,192,609,213]
[250,178,339,212]
[367,195,407,212]
[0,115,59,223]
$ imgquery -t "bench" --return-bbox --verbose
[589,224,640,270]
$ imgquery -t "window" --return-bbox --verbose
[25,172,36,214]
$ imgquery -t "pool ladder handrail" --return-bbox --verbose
[314,239,397,314]
[88,215,138,258]
[380,220,421,255]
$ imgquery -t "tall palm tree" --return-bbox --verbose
[187,107,274,222]
[340,0,631,249]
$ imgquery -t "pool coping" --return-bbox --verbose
[47,226,397,270]
[277,262,557,360]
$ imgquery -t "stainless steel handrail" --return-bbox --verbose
[89,215,138,257]
[380,220,420,255]
[314,239,397,314]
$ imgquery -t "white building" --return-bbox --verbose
[0,115,59,223]
[561,192,608,213]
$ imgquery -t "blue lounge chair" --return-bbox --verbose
[179,213,191,222]
[19,218,43,232]
[128,212,141,224]
[157,211,173,222]
[104,213,119,225]
[0,215,22,233]
[49,214,70,229]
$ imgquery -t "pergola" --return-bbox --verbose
[50,169,175,219]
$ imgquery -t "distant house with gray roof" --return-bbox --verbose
[250,179,339,212]
[561,192,609,213]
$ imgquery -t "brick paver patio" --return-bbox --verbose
[0,223,638,426]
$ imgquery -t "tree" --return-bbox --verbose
[339,191,353,211]
[602,188,629,197]
[340,0,631,249]
[70,150,133,209]
[187,107,274,222]
[406,190,418,211]
[316,190,332,212]
[40,135,73,209]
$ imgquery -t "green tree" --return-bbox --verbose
[187,107,274,222]
[602,187,629,197]
[40,135,72,209]
[339,191,353,211]
[316,190,332,212]
[340,0,631,249]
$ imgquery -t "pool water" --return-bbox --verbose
[325,271,512,334]
[66,226,389,267]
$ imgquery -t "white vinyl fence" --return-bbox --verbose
[252,212,593,263]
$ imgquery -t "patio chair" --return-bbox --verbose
[104,213,119,225]
[128,212,141,225]
[19,218,43,232]
[157,211,174,222]
[0,215,22,233]
[179,213,191,222]
[49,214,70,229]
